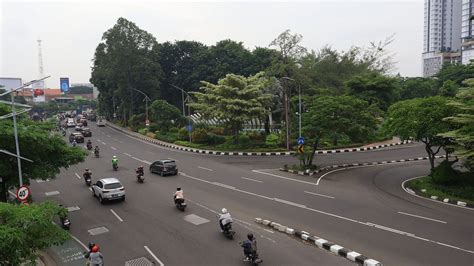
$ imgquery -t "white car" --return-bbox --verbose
[96,119,106,127]
[67,118,75,128]
[92,178,125,204]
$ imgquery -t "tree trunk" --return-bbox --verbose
[0,180,7,203]
[307,139,319,166]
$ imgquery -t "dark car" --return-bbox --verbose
[150,160,178,176]
[69,132,84,143]
[75,123,83,131]
[82,128,92,137]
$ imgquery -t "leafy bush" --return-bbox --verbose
[237,134,250,147]
[155,132,178,143]
[178,127,189,141]
[431,160,460,186]
[247,131,265,142]
[210,127,225,135]
[192,128,209,144]
[146,132,156,139]
[148,123,159,133]
[208,133,226,145]
[138,128,148,135]
[169,127,179,133]
[265,133,280,147]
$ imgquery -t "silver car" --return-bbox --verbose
[92,178,125,204]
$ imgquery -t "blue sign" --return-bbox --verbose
[186,124,193,132]
[60,78,69,92]
[297,137,305,145]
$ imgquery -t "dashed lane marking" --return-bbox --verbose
[75,173,81,180]
[252,169,317,186]
[110,209,124,222]
[264,229,274,234]
[397,211,447,224]
[144,246,165,266]
[124,153,132,156]
[241,176,263,183]
[67,206,81,212]
[45,191,60,196]
[304,191,335,199]
[101,142,106,145]
[198,166,213,171]
[111,146,117,150]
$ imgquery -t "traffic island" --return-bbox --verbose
[255,218,382,266]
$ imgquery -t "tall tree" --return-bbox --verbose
[190,72,274,135]
[346,73,400,111]
[91,17,162,125]
[383,96,456,171]
[0,201,70,265]
[398,77,436,100]
[150,100,185,131]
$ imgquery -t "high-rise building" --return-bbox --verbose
[461,0,474,64]
[422,0,462,77]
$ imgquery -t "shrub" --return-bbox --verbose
[431,160,460,186]
[148,123,159,133]
[237,134,250,147]
[247,131,264,142]
[192,128,209,144]
[178,127,189,141]
[146,132,156,139]
[208,133,226,145]
[210,127,225,135]
[155,132,178,143]
[169,127,179,133]
[265,133,280,147]
[138,128,148,135]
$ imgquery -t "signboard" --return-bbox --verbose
[16,185,30,202]
[60,78,70,92]
[32,88,45,103]
[297,137,305,145]
[297,145,304,153]
[186,124,193,132]
[145,119,150,126]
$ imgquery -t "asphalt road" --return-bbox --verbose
[29,122,473,266]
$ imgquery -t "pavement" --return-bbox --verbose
[29,122,473,265]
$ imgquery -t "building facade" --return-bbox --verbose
[461,0,474,64]
[423,0,463,77]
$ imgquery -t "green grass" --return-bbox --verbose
[406,176,474,205]
[173,140,287,152]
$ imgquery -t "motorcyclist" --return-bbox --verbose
[94,145,100,154]
[218,208,233,232]
[83,168,92,181]
[72,139,77,147]
[87,140,92,149]
[136,165,144,176]
[89,245,104,266]
[112,156,118,168]
[173,187,184,204]
[241,233,257,262]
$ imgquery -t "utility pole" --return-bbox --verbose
[170,84,193,142]
[131,88,151,126]
[281,77,302,148]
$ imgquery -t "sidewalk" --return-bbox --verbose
[38,238,87,266]
[361,136,402,148]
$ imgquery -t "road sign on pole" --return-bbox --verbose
[16,185,30,202]
[297,137,305,145]
[297,145,304,153]
[145,119,150,126]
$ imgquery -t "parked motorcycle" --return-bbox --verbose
[60,216,71,230]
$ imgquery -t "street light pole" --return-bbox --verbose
[281,77,302,146]
[170,84,193,142]
[131,88,151,126]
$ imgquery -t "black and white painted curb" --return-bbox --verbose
[105,121,411,156]
[255,218,382,266]
[402,177,473,209]
[280,155,447,176]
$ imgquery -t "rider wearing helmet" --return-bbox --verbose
[89,245,104,266]
[112,155,118,166]
[241,233,257,261]
[136,165,144,176]
[173,187,184,204]
[83,168,92,180]
[218,208,233,232]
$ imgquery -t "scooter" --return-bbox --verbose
[246,252,262,265]
[113,163,118,171]
[136,173,144,183]
[84,176,91,187]
[60,216,71,230]
[221,222,235,240]
[94,149,100,158]
[87,143,92,150]
[174,197,186,211]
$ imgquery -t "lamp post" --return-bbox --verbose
[170,84,193,142]
[131,88,151,126]
[281,77,302,147]
[0,76,49,186]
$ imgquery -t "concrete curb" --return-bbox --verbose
[280,155,447,176]
[255,218,382,265]
[105,121,411,156]
[402,176,473,209]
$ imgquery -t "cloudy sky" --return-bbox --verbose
[1,0,423,88]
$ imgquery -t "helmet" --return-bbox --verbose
[247,233,254,240]
[85,168,89,171]
[140,165,143,168]
[91,245,99,252]
[177,187,181,191]
[113,155,117,159]
[221,208,228,214]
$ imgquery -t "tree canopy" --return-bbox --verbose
[150,100,185,131]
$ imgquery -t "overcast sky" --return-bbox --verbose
[1,0,423,88]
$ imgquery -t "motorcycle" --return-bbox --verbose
[221,222,235,240]
[60,216,71,230]
[136,172,144,183]
[113,163,118,171]
[246,252,262,265]
[84,175,91,186]
[174,197,186,211]
[94,149,99,158]
[87,143,92,150]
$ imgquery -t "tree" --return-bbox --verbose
[440,80,474,171]
[0,106,87,200]
[67,86,93,94]
[383,97,456,171]
[438,80,459,97]
[398,77,436,100]
[190,72,274,135]
[0,201,70,265]
[90,17,162,124]
[436,62,474,88]
[346,73,400,111]
[150,100,185,131]
[301,96,378,166]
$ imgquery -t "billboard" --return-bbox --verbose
[60,78,69,92]
[32,88,45,103]
[0,77,22,92]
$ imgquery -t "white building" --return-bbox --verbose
[461,0,474,64]
[423,0,463,77]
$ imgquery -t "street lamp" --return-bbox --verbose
[170,84,193,142]
[131,88,151,126]
[281,77,302,147]
[1,76,49,186]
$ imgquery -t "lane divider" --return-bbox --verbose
[255,217,381,266]
[105,120,412,156]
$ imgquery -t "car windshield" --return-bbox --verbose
[104,183,122,189]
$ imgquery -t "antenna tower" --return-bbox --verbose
[37,39,46,88]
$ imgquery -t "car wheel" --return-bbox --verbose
[99,195,104,204]
[149,167,153,174]
[174,171,178,176]
[122,196,126,201]
[92,188,96,197]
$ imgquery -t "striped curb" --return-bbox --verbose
[105,121,411,156]
[255,218,382,265]
[403,177,473,209]
[280,155,447,176]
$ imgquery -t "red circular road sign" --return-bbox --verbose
[16,185,30,202]
[145,120,150,126]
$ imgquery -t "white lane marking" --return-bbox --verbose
[45,191,60,196]
[97,139,101,142]
[304,191,335,199]
[402,176,474,211]
[397,212,447,224]
[131,156,140,160]
[110,209,124,222]
[124,152,132,156]
[89,187,92,192]
[252,169,317,186]
[131,156,152,165]
[111,146,117,150]
[212,182,235,189]
[144,246,165,266]
[316,168,347,185]
[101,142,106,145]
[75,173,81,180]
[241,176,263,183]
[179,172,474,254]
[71,235,89,251]
[264,229,274,234]
[143,160,151,165]
[107,135,111,137]
[198,166,213,171]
